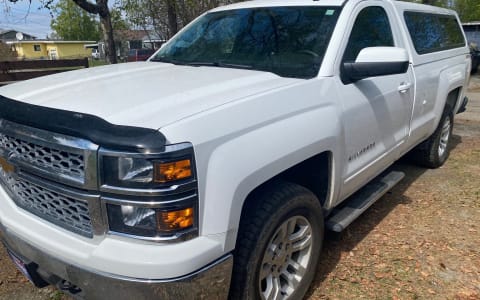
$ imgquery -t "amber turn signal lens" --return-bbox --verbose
[0,156,14,174]
[157,207,194,232]
[154,159,192,183]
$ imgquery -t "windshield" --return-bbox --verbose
[151,6,341,79]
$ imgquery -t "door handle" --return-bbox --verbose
[398,82,412,93]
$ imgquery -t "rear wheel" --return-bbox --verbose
[413,107,453,168]
[230,182,324,300]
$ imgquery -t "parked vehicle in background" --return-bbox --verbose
[91,48,100,60]
[127,48,155,62]
[0,0,470,299]
[470,44,480,73]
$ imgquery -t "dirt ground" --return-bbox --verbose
[1,78,479,300]
[306,76,480,300]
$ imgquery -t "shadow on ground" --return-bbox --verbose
[305,133,463,297]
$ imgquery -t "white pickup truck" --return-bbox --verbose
[0,0,470,299]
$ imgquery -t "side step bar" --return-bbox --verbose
[326,170,405,232]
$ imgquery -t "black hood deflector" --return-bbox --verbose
[0,95,166,152]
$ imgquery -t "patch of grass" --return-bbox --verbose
[49,291,64,300]
[88,59,109,67]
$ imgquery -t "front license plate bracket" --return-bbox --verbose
[7,249,49,288]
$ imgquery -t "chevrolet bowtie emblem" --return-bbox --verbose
[0,156,14,174]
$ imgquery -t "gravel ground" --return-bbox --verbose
[1,77,479,300]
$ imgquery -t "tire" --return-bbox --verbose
[413,107,454,168]
[229,182,324,300]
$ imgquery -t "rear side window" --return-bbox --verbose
[404,12,465,55]
[342,6,394,62]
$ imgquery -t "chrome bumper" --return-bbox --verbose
[0,222,233,300]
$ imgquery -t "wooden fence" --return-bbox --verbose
[0,58,89,86]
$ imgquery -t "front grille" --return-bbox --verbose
[0,120,99,238]
[0,167,93,238]
[0,133,85,180]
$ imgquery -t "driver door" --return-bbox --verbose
[336,3,415,199]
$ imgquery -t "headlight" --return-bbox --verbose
[100,143,198,241]
[107,204,195,238]
[118,157,154,183]
[100,144,195,189]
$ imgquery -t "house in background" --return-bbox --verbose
[108,30,166,61]
[0,29,37,42]
[6,40,95,60]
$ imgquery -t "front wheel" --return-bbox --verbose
[230,182,324,300]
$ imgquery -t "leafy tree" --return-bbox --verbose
[120,0,172,39]
[51,0,101,41]
[454,0,480,22]
[119,0,240,39]
[110,7,129,31]
[402,0,480,21]
[0,42,16,61]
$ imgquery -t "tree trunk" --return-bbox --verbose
[71,0,117,64]
[97,0,117,64]
[166,0,178,38]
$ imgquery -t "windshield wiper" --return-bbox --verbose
[150,58,252,70]
[185,61,253,70]
[150,57,189,65]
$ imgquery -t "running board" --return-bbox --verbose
[326,170,405,232]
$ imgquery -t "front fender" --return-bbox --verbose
[160,78,343,252]
[201,105,341,251]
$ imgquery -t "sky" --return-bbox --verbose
[0,0,53,39]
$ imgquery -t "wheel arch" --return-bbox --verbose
[215,146,336,252]
[239,151,333,218]
[445,86,462,113]
[233,151,332,249]
[434,65,467,127]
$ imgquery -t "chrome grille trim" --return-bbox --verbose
[102,192,198,207]
[0,133,85,177]
[100,181,198,197]
[0,120,99,190]
[0,168,96,238]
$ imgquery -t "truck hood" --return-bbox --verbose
[0,62,299,129]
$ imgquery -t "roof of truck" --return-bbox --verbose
[211,0,458,16]
[393,0,457,16]
[211,0,347,12]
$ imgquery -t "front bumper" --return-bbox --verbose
[0,222,233,300]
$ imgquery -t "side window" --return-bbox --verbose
[343,6,394,62]
[404,12,465,55]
